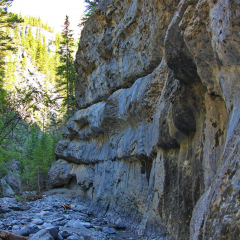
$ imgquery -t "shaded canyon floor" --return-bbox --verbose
[0,189,165,240]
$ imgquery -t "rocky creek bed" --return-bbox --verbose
[0,189,160,240]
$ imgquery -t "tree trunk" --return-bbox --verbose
[37,169,41,194]
[0,230,29,240]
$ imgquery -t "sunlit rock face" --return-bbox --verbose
[49,0,240,239]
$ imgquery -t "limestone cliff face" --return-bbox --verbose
[49,0,240,239]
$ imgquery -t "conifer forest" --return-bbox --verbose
[0,0,88,193]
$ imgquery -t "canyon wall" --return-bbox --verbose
[48,0,240,239]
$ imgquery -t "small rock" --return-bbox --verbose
[78,221,93,228]
[66,236,84,240]
[54,220,67,227]
[115,223,126,230]
[26,218,33,223]
[31,218,44,225]
[46,226,59,239]
[52,205,60,209]
[12,225,21,233]
[60,230,72,238]
[65,220,87,230]
[18,224,39,236]
[102,227,116,234]
[56,233,64,240]
[10,220,21,225]
[72,205,88,213]
[18,227,30,237]
[29,229,54,240]
[37,211,52,217]
[42,223,55,229]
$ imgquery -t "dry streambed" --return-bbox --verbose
[0,189,156,240]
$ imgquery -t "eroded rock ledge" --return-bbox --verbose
[48,0,240,239]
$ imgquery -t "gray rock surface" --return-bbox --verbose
[57,233,64,240]
[47,160,74,189]
[31,218,44,225]
[66,236,83,240]
[18,223,40,237]
[0,161,22,197]
[29,229,54,240]
[65,220,87,230]
[0,190,142,239]
[102,227,116,234]
[0,179,14,197]
[50,0,240,239]
[45,227,59,239]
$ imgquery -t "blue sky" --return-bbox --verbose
[9,0,86,37]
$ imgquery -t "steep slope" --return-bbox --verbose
[3,17,62,126]
[49,0,240,239]
[0,18,62,196]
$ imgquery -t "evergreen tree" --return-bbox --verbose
[0,3,23,89]
[80,0,100,26]
[0,1,23,137]
[20,124,61,192]
[57,15,76,119]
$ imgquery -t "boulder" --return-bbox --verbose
[0,179,14,197]
[47,160,73,189]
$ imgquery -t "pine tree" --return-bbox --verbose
[0,2,23,91]
[20,124,60,192]
[0,1,23,136]
[57,15,76,119]
[80,0,100,26]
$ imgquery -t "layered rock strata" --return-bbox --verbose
[49,0,240,239]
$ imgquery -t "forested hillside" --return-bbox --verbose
[0,4,77,194]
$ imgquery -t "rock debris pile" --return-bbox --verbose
[0,189,159,240]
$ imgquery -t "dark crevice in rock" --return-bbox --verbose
[172,103,196,135]
[167,50,201,84]
[159,136,205,239]
[140,160,153,184]
[67,176,77,188]
[105,203,110,215]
